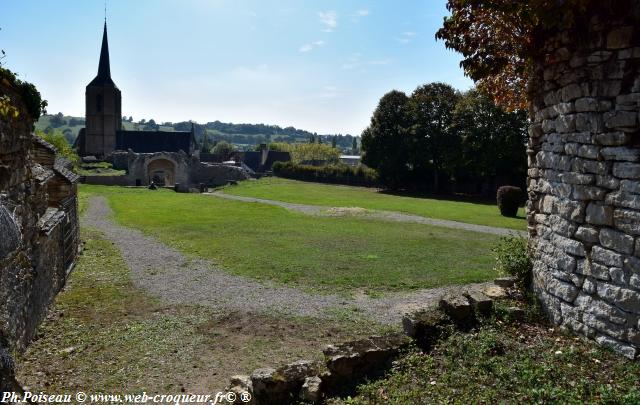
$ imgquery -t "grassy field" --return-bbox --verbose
[17,228,379,393]
[223,177,527,230]
[81,185,501,293]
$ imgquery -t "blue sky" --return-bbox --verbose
[1,0,473,135]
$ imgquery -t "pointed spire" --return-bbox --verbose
[89,22,116,87]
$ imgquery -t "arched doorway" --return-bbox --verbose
[146,158,176,186]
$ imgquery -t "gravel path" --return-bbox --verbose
[83,196,492,325]
[208,192,526,237]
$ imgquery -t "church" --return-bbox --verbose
[74,22,248,188]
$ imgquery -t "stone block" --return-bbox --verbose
[464,291,494,316]
[592,246,624,268]
[600,147,639,162]
[439,295,472,322]
[604,111,637,129]
[561,83,583,101]
[595,334,637,359]
[600,228,635,254]
[587,50,613,63]
[586,203,613,225]
[573,158,608,175]
[613,162,640,179]
[574,97,599,112]
[620,180,640,194]
[596,282,640,314]
[483,285,508,299]
[606,191,640,210]
[594,131,631,146]
[556,114,576,133]
[609,267,627,285]
[300,377,322,403]
[607,26,634,49]
[583,278,597,294]
[575,226,599,243]
[596,175,620,189]
[573,185,607,200]
[613,208,640,235]
[576,259,611,281]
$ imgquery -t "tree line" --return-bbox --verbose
[361,83,527,195]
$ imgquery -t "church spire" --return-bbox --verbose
[89,22,116,86]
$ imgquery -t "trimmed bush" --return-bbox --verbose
[272,161,378,187]
[492,236,532,290]
[496,186,523,217]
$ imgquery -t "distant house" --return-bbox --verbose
[242,144,291,173]
[339,155,361,167]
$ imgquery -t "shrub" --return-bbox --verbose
[492,236,532,289]
[496,185,523,217]
[272,161,378,187]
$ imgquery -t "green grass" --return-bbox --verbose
[223,177,527,230]
[81,185,500,293]
[343,318,640,404]
[18,228,386,392]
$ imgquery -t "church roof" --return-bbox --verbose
[115,130,196,155]
[88,22,117,87]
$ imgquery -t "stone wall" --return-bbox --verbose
[528,10,640,358]
[0,79,78,353]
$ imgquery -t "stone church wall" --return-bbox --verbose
[528,11,640,358]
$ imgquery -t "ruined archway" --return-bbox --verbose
[146,158,176,186]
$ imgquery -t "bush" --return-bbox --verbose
[496,185,523,217]
[492,236,532,289]
[272,161,378,187]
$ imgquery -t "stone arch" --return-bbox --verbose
[146,157,177,186]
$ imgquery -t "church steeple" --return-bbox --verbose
[89,22,116,87]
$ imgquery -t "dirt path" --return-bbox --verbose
[84,196,492,325]
[208,191,527,237]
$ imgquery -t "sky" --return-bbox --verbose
[1,0,473,135]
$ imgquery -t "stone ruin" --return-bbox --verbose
[527,6,640,358]
[0,76,79,388]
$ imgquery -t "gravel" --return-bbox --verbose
[208,192,526,237]
[83,196,492,325]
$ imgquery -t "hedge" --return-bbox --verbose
[272,161,379,187]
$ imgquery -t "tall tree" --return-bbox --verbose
[361,90,411,189]
[408,83,460,191]
[452,89,528,189]
[352,137,358,154]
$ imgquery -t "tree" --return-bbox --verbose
[49,112,66,128]
[201,132,211,153]
[332,136,337,149]
[407,83,461,191]
[361,90,411,189]
[452,88,528,189]
[288,143,340,164]
[434,0,612,110]
[213,140,235,160]
[352,137,358,154]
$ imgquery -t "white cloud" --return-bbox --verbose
[396,31,417,44]
[351,9,370,22]
[341,53,391,70]
[318,11,338,32]
[299,40,326,53]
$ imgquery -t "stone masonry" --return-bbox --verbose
[528,8,640,358]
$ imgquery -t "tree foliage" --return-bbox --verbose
[434,0,609,110]
[361,90,411,190]
[288,143,340,164]
[212,140,235,160]
[361,84,528,192]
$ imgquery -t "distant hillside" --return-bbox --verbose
[37,114,359,151]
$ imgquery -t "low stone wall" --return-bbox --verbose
[81,175,134,186]
[528,12,640,358]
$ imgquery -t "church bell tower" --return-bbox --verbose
[84,22,122,157]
